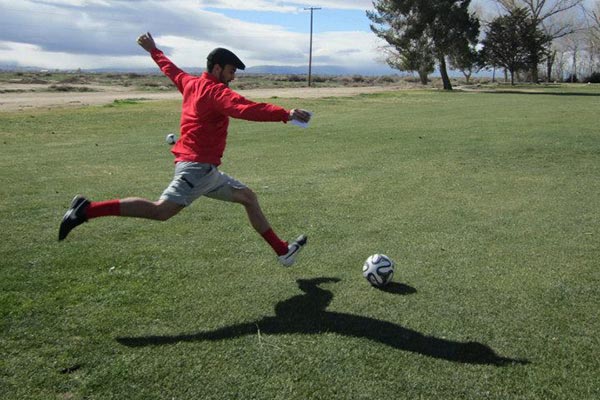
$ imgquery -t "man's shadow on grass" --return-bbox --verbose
[117,277,527,366]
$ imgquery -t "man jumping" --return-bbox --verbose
[59,32,311,266]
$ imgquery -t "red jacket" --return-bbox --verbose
[150,49,290,165]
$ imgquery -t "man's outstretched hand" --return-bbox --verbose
[137,32,157,53]
[289,109,312,123]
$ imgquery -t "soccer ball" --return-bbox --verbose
[166,133,177,144]
[362,254,394,287]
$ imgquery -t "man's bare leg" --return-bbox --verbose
[59,196,184,240]
[119,198,184,221]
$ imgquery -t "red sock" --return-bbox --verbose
[261,228,289,256]
[85,200,121,219]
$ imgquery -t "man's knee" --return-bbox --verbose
[154,200,184,221]
[232,188,258,207]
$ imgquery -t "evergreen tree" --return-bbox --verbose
[387,36,436,85]
[368,0,480,90]
[481,8,551,85]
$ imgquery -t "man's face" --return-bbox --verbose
[218,64,237,86]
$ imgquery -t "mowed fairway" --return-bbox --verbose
[1,86,599,399]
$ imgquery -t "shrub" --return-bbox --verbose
[47,84,96,92]
[376,76,396,84]
[584,72,600,83]
[287,74,305,82]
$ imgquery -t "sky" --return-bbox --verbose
[0,0,495,72]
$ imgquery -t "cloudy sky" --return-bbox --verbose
[0,0,494,71]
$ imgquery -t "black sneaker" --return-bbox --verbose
[58,196,90,241]
[278,234,307,267]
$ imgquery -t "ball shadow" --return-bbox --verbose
[377,281,417,295]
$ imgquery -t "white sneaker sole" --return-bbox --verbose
[278,235,307,267]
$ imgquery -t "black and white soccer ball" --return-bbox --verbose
[165,133,177,145]
[362,254,394,287]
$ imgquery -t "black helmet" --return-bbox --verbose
[207,47,246,71]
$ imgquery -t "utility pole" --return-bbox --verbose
[304,7,321,87]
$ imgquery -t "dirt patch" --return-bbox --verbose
[0,83,409,112]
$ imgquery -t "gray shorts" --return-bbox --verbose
[160,162,247,206]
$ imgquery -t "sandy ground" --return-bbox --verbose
[0,83,406,112]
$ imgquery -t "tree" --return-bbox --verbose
[368,0,480,90]
[561,28,584,81]
[593,1,600,37]
[449,45,480,83]
[494,0,585,81]
[553,42,569,80]
[385,36,436,85]
[586,0,600,74]
[481,8,551,85]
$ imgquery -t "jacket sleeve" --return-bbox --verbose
[150,49,190,94]
[211,86,290,123]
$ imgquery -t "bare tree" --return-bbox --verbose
[584,2,600,78]
[589,0,600,77]
[553,43,569,80]
[585,35,598,77]
[560,29,585,80]
[495,0,583,37]
[591,0,600,37]
[586,1,600,52]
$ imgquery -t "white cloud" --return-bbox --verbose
[312,31,387,67]
[0,40,150,69]
[154,30,386,70]
[197,0,373,12]
[199,0,299,12]
[0,0,387,71]
[299,0,373,10]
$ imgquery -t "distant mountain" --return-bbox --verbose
[0,62,491,78]
[0,64,41,72]
[0,63,400,77]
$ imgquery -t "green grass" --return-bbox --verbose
[1,85,599,399]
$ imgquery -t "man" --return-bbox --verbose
[59,32,311,267]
